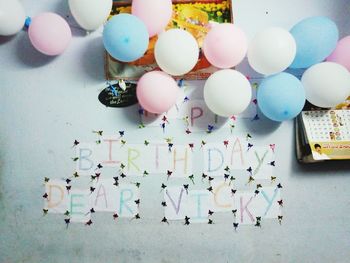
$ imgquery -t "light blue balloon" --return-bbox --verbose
[257,72,305,122]
[290,16,339,69]
[103,14,149,62]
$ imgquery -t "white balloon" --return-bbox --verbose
[204,69,252,117]
[248,27,296,75]
[155,29,199,76]
[69,0,112,31]
[0,0,25,36]
[302,62,350,108]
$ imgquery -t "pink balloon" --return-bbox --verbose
[132,0,172,37]
[28,13,72,56]
[203,23,247,69]
[136,71,179,114]
[327,36,350,72]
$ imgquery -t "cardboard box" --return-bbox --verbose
[105,0,234,80]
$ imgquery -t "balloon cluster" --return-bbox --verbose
[0,0,112,55]
[1,0,350,122]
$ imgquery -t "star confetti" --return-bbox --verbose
[231,189,237,196]
[161,123,166,132]
[64,210,70,216]
[120,140,126,146]
[65,178,71,184]
[90,187,95,193]
[184,216,190,225]
[161,217,169,224]
[252,98,257,104]
[66,185,71,193]
[134,182,141,188]
[277,199,283,207]
[143,170,149,177]
[277,183,282,189]
[246,133,252,140]
[72,157,79,162]
[269,161,276,166]
[161,201,167,207]
[183,96,189,103]
[208,210,214,216]
[120,163,126,169]
[96,139,101,144]
[201,173,208,181]
[188,143,194,150]
[144,140,149,146]
[207,186,213,192]
[247,143,254,151]
[85,219,93,226]
[160,183,167,192]
[278,215,283,225]
[162,116,169,123]
[183,184,189,194]
[224,166,230,172]
[96,163,103,169]
[230,124,235,133]
[207,125,214,133]
[223,140,229,148]
[246,167,252,175]
[44,177,50,183]
[208,176,214,183]
[188,174,195,185]
[224,173,230,181]
[233,222,239,231]
[166,170,172,180]
[254,189,260,195]
[119,131,125,137]
[269,144,276,152]
[135,199,140,206]
[73,172,79,178]
[247,176,255,184]
[229,176,235,185]
[120,172,127,178]
[200,140,206,148]
[73,140,79,147]
[185,128,192,134]
[64,218,70,228]
[251,114,260,121]
[113,213,119,220]
[232,209,237,216]
[43,209,48,215]
[168,143,173,152]
[208,219,214,224]
[271,176,277,182]
[93,130,103,136]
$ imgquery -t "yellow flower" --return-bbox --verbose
[217,11,222,17]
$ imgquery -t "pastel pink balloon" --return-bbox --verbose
[203,23,247,69]
[28,13,72,56]
[136,71,179,114]
[327,36,350,72]
[132,0,172,37]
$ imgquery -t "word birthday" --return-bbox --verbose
[43,135,283,228]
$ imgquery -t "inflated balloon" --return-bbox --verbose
[0,0,26,36]
[327,36,350,72]
[155,29,199,76]
[203,23,247,69]
[28,13,72,56]
[248,27,296,75]
[290,16,339,69]
[257,73,305,122]
[132,0,172,37]
[68,0,112,31]
[136,71,179,114]
[103,14,149,62]
[301,62,350,108]
[204,69,252,117]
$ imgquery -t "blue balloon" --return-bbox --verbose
[257,72,305,122]
[290,16,338,69]
[103,14,149,62]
